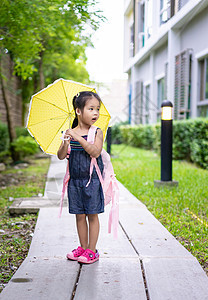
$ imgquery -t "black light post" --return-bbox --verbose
[107,126,111,155]
[154,100,178,187]
[161,100,173,181]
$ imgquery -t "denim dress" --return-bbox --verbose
[67,135,104,215]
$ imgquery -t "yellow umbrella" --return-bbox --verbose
[26,78,111,155]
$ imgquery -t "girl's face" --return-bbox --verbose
[77,97,100,125]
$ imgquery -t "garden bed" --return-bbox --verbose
[0,156,50,292]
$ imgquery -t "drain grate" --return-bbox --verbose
[11,278,33,283]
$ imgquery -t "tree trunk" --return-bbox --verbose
[0,54,19,162]
[39,51,45,90]
[21,77,30,126]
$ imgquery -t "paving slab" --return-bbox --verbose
[97,205,138,258]
[0,208,80,300]
[0,257,79,300]
[118,183,208,298]
[9,198,68,215]
[75,258,146,300]
[28,208,78,257]
[143,257,208,300]
[119,204,193,258]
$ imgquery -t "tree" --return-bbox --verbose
[0,0,104,161]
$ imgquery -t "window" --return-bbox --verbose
[199,58,208,101]
[175,0,190,14]
[198,57,208,117]
[129,24,134,57]
[160,0,171,25]
[137,2,145,50]
[198,106,208,118]
[146,0,153,38]
[160,1,190,24]
[157,78,165,121]
[174,49,192,120]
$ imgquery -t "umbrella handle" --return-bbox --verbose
[61,137,71,141]
[60,130,71,141]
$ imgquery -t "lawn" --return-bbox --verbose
[111,144,208,274]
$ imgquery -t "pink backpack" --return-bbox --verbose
[59,125,119,239]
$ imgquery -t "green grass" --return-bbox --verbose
[111,144,208,274]
[0,214,37,288]
[0,158,50,214]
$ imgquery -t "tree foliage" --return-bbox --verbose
[0,0,103,79]
[0,0,104,161]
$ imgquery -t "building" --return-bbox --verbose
[124,0,208,124]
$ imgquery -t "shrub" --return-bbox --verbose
[111,121,128,144]
[172,119,194,160]
[154,123,161,153]
[11,136,39,159]
[172,119,208,167]
[16,126,30,138]
[119,124,156,150]
[118,118,208,169]
[0,123,32,158]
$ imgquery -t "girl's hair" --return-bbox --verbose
[72,91,101,128]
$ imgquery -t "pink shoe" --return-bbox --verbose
[66,246,85,261]
[77,249,99,264]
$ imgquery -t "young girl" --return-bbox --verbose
[57,91,104,264]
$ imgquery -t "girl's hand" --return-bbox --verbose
[62,130,72,145]
[66,129,79,141]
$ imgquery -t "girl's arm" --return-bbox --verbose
[57,134,70,160]
[68,128,103,158]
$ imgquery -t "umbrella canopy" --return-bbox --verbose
[26,78,111,155]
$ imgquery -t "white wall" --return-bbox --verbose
[134,58,150,82]
[154,44,168,77]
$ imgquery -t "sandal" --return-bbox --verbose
[77,249,99,264]
[66,246,85,261]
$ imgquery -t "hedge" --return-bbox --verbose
[0,121,38,161]
[113,118,208,170]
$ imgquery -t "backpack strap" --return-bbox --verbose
[108,177,119,239]
[86,126,103,187]
[86,157,104,188]
[87,125,97,144]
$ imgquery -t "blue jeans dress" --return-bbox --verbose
[67,135,104,215]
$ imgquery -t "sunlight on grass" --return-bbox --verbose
[111,144,208,273]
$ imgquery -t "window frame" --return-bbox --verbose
[197,56,208,117]
[160,0,171,25]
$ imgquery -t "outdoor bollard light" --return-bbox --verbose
[107,126,112,155]
[154,100,178,187]
[161,100,173,181]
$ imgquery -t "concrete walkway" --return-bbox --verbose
[1,156,208,300]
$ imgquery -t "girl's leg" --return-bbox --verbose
[88,214,99,252]
[76,214,88,249]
